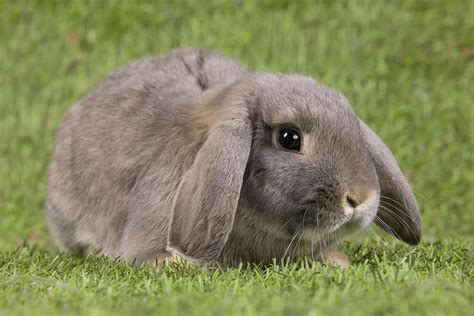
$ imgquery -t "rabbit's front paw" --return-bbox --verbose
[326,251,350,269]
[154,255,181,270]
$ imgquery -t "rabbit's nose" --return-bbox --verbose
[343,177,375,209]
[343,185,376,212]
[345,195,360,208]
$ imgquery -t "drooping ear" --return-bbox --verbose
[166,103,253,266]
[359,120,422,245]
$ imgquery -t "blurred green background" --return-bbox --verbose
[0,1,472,315]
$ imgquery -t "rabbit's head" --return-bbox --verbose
[167,73,421,265]
[241,74,380,243]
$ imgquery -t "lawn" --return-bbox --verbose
[0,0,473,315]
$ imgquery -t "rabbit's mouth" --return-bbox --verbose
[288,198,378,243]
[295,219,362,245]
[299,189,379,235]
[289,207,355,230]
[282,209,348,241]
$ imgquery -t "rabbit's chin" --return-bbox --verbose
[331,191,379,238]
[298,192,380,244]
[298,221,364,246]
[285,214,377,247]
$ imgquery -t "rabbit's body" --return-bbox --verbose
[47,49,245,260]
[47,48,421,267]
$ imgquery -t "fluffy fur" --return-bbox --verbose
[46,48,421,267]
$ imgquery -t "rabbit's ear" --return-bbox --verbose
[167,105,252,265]
[359,120,422,245]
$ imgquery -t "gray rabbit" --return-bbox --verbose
[46,48,421,267]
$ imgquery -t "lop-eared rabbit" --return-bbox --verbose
[47,48,421,268]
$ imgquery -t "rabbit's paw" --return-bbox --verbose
[154,255,181,270]
[326,251,350,269]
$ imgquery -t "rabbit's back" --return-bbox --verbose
[46,48,247,257]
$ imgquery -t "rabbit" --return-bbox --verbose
[46,48,421,268]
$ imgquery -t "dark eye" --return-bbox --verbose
[278,128,302,151]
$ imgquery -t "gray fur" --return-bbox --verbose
[46,48,421,267]
[359,120,421,244]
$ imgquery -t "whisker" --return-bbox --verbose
[379,196,426,237]
[292,228,304,259]
[378,200,410,223]
[379,194,409,212]
[312,200,322,260]
[377,182,432,210]
[311,229,316,260]
[378,198,415,231]
[282,223,302,261]
[271,214,298,244]
[378,202,418,237]
[322,200,332,256]
[293,207,309,259]
[374,214,402,240]
[367,225,389,249]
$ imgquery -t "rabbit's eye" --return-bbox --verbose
[278,128,302,151]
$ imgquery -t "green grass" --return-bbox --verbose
[1,0,473,315]
[1,241,472,316]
